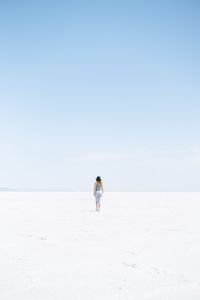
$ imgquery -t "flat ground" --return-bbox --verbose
[0,192,200,300]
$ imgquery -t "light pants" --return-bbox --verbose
[95,192,102,203]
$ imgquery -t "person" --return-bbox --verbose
[93,176,104,212]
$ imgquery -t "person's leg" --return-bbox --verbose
[97,197,101,211]
[95,196,99,211]
[96,196,100,211]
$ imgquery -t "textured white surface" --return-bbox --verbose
[0,192,200,300]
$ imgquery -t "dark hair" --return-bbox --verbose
[96,176,101,182]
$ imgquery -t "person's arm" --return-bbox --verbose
[102,184,104,194]
[93,183,96,196]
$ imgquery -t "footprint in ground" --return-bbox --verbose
[18,234,47,241]
[122,262,137,269]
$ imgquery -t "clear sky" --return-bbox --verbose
[0,0,200,191]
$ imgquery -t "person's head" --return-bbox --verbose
[96,176,102,184]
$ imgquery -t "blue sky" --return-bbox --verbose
[0,0,200,191]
